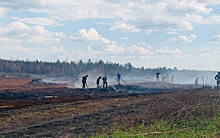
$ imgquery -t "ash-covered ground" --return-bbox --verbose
[0,74,210,109]
[0,74,217,137]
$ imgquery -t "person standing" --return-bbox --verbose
[117,72,121,85]
[102,74,108,88]
[82,75,88,89]
[156,71,160,82]
[96,76,102,88]
[215,72,220,89]
[195,77,199,86]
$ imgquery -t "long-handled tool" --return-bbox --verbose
[109,85,119,92]
[86,82,88,89]
[202,77,204,88]
[100,83,103,88]
[121,78,129,86]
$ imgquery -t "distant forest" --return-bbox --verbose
[0,58,178,78]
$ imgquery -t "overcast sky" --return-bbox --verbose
[0,0,220,70]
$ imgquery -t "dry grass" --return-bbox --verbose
[0,96,151,134]
[1,76,220,137]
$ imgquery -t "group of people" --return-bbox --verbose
[194,72,220,89]
[96,74,108,89]
[82,71,220,90]
[81,72,121,89]
[155,71,174,83]
[156,71,220,89]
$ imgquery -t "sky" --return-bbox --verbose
[0,0,220,71]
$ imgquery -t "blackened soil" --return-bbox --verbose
[2,89,215,137]
[0,92,39,100]
[1,99,155,137]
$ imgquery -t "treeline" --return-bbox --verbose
[0,58,176,78]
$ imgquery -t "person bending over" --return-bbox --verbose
[96,76,102,88]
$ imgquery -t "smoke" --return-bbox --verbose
[170,70,217,86]
[42,77,77,88]
[38,69,120,88]
[37,69,218,89]
[117,70,218,88]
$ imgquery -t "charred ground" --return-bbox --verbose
[0,75,220,137]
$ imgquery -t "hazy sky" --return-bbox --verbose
[0,0,220,70]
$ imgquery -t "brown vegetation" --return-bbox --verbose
[0,76,219,137]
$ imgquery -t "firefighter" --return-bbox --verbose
[117,72,121,85]
[102,74,108,88]
[156,71,160,82]
[215,72,220,89]
[82,75,88,89]
[96,76,102,88]
[195,77,199,86]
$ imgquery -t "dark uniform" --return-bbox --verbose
[102,75,108,88]
[215,72,220,89]
[156,71,160,82]
[96,76,102,88]
[82,75,88,89]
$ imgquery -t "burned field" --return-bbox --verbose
[1,76,220,137]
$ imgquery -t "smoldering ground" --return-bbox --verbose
[37,69,218,91]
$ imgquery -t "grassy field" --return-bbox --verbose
[97,115,220,137]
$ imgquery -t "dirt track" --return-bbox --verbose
[1,76,219,137]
